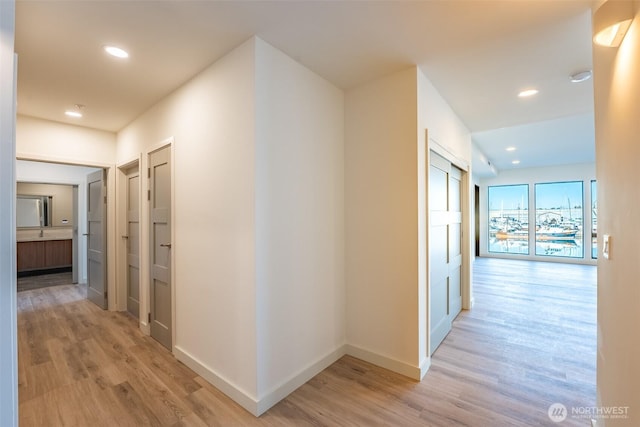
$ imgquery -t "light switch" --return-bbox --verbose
[603,234,610,259]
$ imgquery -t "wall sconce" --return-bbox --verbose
[593,0,635,47]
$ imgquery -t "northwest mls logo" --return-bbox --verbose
[548,403,568,423]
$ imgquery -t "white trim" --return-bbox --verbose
[174,346,259,415]
[16,152,113,169]
[176,344,347,417]
[256,345,347,416]
[345,344,423,380]
[418,356,431,380]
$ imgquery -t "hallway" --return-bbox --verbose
[18,257,596,426]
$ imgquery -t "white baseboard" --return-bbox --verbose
[255,345,347,415]
[175,344,347,417]
[174,343,430,417]
[345,344,426,380]
[139,321,150,335]
[174,346,259,415]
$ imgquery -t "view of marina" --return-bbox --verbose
[488,181,597,259]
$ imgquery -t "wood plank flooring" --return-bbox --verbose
[17,271,73,293]
[18,257,596,426]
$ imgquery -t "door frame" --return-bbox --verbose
[426,139,473,356]
[16,154,117,309]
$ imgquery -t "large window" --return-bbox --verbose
[591,180,597,259]
[534,181,583,258]
[488,184,529,255]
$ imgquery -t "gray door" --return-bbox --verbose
[125,167,140,318]
[429,152,463,355]
[86,169,107,309]
[149,147,172,349]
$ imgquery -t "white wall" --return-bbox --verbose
[421,72,472,164]
[592,2,640,425]
[479,163,596,265]
[118,36,346,416]
[17,115,115,164]
[16,160,101,283]
[117,38,259,408]
[0,1,17,425]
[253,38,345,412]
[345,67,422,378]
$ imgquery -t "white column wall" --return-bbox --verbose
[592,2,640,425]
[253,38,345,413]
[0,0,17,424]
[345,67,422,378]
[117,38,259,408]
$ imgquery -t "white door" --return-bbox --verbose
[149,147,172,349]
[125,167,140,318]
[86,169,107,309]
[429,152,463,355]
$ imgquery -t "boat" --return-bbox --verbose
[495,226,577,241]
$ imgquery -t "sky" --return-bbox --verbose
[488,181,592,210]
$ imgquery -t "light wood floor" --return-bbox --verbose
[18,257,596,426]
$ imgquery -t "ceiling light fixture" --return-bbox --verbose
[65,104,84,118]
[593,0,634,47]
[506,147,516,152]
[512,160,521,165]
[104,45,129,58]
[570,70,592,83]
[518,89,538,98]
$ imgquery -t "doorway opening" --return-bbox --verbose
[16,160,103,294]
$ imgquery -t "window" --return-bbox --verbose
[488,184,529,255]
[591,180,597,259]
[534,181,583,258]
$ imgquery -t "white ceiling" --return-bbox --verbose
[15,0,597,175]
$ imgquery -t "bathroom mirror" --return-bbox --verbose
[16,195,52,228]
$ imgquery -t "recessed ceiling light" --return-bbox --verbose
[65,104,84,118]
[512,160,521,165]
[104,45,129,59]
[506,147,516,152]
[570,70,592,83]
[518,89,538,98]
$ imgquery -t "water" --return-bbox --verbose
[488,235,597,259]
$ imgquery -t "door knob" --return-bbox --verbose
[160,243,172,248]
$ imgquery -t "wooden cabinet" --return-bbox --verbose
[17,239,72,272]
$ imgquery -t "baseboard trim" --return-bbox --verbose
[175,343,429,417]
[345,344,424,380]
[174,346,259,415]
[139,321,150,336]
[256,345,347,416]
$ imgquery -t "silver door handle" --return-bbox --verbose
[160,243,172,248]
[82,233,89,236]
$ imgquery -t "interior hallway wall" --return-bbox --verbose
[345,67,422,378]
[592,1,640,424]
[254,38,345,412]
[117,38,259,408]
